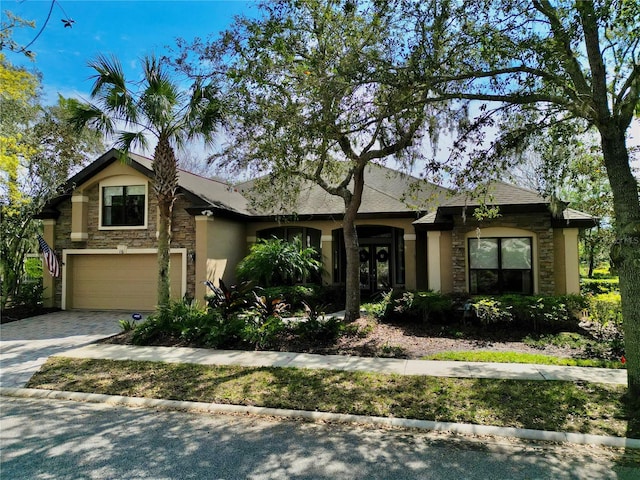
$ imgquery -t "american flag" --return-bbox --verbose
[37,234,60,278]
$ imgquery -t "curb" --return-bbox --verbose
[3,387,639,450]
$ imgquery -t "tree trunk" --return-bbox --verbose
[153,138,178,307]
[587,232,596,279]
[342,166,366,322]
[600,128,640,397]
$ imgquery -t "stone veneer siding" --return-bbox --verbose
[450,212,556,296]
[53,186,196,306]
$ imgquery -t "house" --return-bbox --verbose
[37,149,595,311]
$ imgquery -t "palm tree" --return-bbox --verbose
[71,54,221,306]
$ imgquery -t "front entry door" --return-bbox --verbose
[359,244,391,294]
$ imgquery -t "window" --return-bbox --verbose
[102,185,146,227]
[469,237,532,294]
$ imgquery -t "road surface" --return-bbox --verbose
[1,396,638,479]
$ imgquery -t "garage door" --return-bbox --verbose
[66,253,183,310]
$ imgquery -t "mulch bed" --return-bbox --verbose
[102,316,583,360]
[1,306,61,324]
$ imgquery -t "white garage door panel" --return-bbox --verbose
[68,254,182,310]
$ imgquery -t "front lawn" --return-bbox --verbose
[27,357,637,439]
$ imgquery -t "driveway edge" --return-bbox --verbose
[3,386,639,449]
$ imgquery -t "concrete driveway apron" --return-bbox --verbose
[0,311,134,387]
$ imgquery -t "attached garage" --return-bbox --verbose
[63,249,186,311]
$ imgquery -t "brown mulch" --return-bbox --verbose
[103,316,580,360]
[312,318,578,359]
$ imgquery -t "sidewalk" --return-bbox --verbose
[57,343,628,385]
[4,341,637,449]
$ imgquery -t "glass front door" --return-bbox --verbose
[359,245,391,294]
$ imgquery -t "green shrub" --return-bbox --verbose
[294,315,344,344]
[470,298,513,326]
[12,279,44,308]
[259,285,321,312]
[24,257,43,279]
[241,315,286,349]
[580,278,619,295]
[133,300,212,345]
[410,291,453,323]
[497,295,585,332]
[236,237,321,287]
[586,294,623,357]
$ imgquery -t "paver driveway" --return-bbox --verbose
[0,311,139,387]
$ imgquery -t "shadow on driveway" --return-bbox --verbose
[0,311,137,387]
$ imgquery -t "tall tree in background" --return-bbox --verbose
[509,131,616,278]
[0,54,103,307]
[70,54,222,306]
[180,0,454,321]
[410,0,639,394]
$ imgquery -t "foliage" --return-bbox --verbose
[470,298,513,327]
[580,278,620,296]
[393,291,453,323]
[10,279,43,308]
[178,0,455,321]
[0,11,36,58]
[423,351,624,369]
[69,54,221,306]
[258,285,322,312]
[294,303,344,344]
[583,293,624,359]
[236,237,321,287]
[0,55,103,308]
[204,279,254,318]
[408,0,639,392]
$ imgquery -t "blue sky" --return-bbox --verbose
[8,0,256,105]
[5,1,639,172]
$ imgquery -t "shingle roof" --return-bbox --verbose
[239,163,450,217]
[438,181,547,208]
[414,181,596,228]
[129,153,251,216]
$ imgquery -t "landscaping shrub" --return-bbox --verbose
[204,279,254,318]
[132,300,212,345]
[236,237,321,287]
[13,279,44,308]
[470,297,513,326]
[580,278,619,295]
[390,291,454,323]
[259,285,322,312]
[497,294,586,332]
[584,293,624,358]
[294,315,344,344]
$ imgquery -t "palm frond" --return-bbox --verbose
[88,53,138,124]
[88,53,127,98]
[67,101,115,135]
[114,130,149,154]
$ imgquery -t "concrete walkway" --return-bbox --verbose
[58,343,628,385]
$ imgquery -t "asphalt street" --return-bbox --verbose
[2,396,638,480]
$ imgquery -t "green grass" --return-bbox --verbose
[421,351,625,369]
[26,357,636,438]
